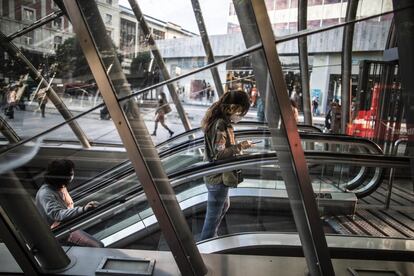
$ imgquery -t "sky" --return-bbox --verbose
[119,0,229,35]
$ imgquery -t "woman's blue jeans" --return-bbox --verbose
[200,183,230,240]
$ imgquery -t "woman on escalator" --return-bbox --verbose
[35,159,104,247]
[200,90,252,240]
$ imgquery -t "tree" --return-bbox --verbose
[130,51,151,78]
[55,37,122,80]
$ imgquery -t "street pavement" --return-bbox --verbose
[3,98,325,146]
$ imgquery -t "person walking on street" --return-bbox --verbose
[5,84,17,119]
[291,98,299,123]
[37,88,48,118]
[151,92,174,137]
[200,90,253,240]
[312,96,319,115]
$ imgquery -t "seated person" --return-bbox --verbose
[35,159,103,247]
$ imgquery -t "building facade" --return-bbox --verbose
[0,0,197,81]
[155,0,393,112]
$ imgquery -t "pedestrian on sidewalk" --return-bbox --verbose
[291,98,299,123]
[37,88,48,118]
[151,92,174,137]
[5,84,17,119]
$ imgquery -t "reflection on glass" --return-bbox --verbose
[0,1,410,273]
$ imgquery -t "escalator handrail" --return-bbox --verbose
[196,232,414,262]
[156,122,322,149]
[54,151,410,237]
[72,130,385,201]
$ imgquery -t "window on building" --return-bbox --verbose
[51,1,60,10]
[106,0,113,4]
[290,0,298,8]
[229,2,236,15]
[52,18,63,30]
[275,0,288,9]
[105,14,112,25]
[23,32,34,45]
[308,0,322,5]
[153,29,165,40]
[324,0,341,4]
[273,22,288,30]
[265,0,274,10]
[22,7,35,21]
[307,19,321,28]
[120,19,136,58]
[106,29,112,40]
[54,36,63,49]
[322,18,339,26]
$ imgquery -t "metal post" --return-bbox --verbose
[7,10,64,40]
[128,0,192,131]
[0,171,71,272]
[298,0,312,125]
[0,116,20,143]
[231,2,280,125]
[341,0,359,134]
[0,210,37,275]
[0,32,91,148]
[233,1,334,275]
[63,1,206,275]
[392,0,414,194]
[190,0,224,97]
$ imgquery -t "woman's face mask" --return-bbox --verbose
[230,114,243,123]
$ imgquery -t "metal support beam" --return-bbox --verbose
[341,0,359,134]
[190,0,224,97]
[0,116,20,143]
[392,0,414,195]
[0,171,71,273]
[298,0,312,125]
[0,209,37,275]
[233,1,334,275]
[63,1,206,275]
[0,32,91,148]
[7,10,64,41]
[231,2,280,125]
[128,0,192,131]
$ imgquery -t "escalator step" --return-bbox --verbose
[370,210,414,238]
[389,185,414,204]
[357,210,405,238]
[352,213,386,237]
[378,209,414,234]
[324,217,353,235]
[334,215,367,236]
[376,186,414,207]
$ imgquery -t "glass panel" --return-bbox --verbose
[1,1,411,273]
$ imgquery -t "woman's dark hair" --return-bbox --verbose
[158,91,167,105]
[44,159,75,188]
[201,90,250,132]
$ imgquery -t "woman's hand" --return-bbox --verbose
[239,140,253,150]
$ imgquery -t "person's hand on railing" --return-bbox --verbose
[83,201,99,212]
[239,140,253,150]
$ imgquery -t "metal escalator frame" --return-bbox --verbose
[70,129,386,203]
[76,151,409,247]
[53,151,410,243]
[196,232,414,262]
[68,122,290,198]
